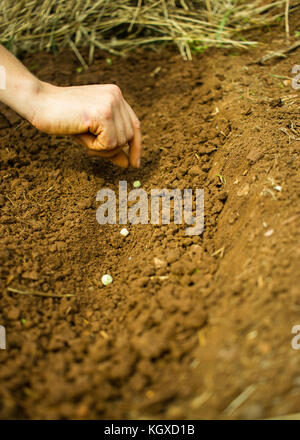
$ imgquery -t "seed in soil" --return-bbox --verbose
[120,228,129,237]
[101,274,113,286]
[133,180,141,188]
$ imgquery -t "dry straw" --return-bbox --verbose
[0,0,299,62]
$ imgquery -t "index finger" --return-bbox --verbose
[125,102,142,168]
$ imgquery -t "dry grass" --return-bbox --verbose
[0,0,299,62]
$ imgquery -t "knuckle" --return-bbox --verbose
[119,135,127,146]
[127,128,134,140]
[102,105,113,120]
[133,118,141,130]
[89,105,101,122]
[109,84,122,98]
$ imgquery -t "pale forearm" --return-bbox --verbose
[0,44,41,123]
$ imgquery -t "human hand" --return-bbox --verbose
[31,82,141,168]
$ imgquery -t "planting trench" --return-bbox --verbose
[0,18,300,419]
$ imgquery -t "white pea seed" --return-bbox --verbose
[120,228,129,237]
[264,229,274,237]
[101,274,113,286]
[133,180,141,188]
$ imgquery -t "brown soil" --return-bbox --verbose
[0,16,300,420]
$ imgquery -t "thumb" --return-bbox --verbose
[73,133,129,168]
